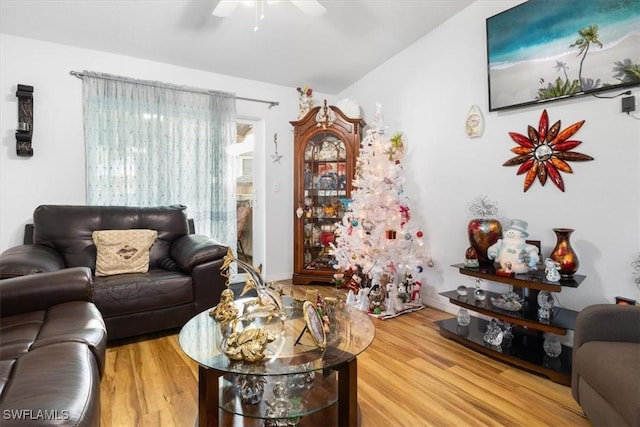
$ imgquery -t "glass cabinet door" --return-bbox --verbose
[301,133,348,271]
[291,101,364,285]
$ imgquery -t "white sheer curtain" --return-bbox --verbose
[82,71,237,250]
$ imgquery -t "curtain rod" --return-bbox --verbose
[69,70,279,108]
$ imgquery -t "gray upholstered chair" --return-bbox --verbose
[572,304,640,427]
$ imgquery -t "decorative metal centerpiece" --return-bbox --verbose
[210,248,286,363]
[503,109,593,192]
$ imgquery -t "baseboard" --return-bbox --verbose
[422,295,456,315]
[265,272,294,282]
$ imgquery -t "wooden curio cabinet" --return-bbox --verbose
[290,101,365,285]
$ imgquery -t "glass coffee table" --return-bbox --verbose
[179,295,375,427]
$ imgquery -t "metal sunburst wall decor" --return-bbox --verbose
[503,109,594,192]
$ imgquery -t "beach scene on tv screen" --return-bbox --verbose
[487,0,640,111]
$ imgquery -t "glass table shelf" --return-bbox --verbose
[179,296,375,426]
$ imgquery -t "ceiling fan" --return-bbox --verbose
[212,0,326,19]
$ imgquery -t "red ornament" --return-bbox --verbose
[320,232,335,247]
[465,246,478,259]
[416,229,424,238]
[399,205,410,226]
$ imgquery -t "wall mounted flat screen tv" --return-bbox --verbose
[486,0,640,112]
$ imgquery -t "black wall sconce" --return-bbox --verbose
[16,84,34,157]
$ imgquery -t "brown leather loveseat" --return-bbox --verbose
[0,204,229,341]
[0,267,107,426]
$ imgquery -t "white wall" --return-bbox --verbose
[2,0,639,310]
[339,0,640,312]
[0,34,333,281]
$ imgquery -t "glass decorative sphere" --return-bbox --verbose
[483,319,503,346]
[456,308,471,326]
[537,291,554,309]
[537,291,554,321]
[456,285,468,296]
[474,288,486,302]
[543,334,562,357]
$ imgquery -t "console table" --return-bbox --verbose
[436,264,585,385]
[179,297,375,426]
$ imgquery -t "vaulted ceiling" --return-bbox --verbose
[0,0,473,93]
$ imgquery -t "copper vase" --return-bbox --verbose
[467,219,502,266]
[550,228,579,278]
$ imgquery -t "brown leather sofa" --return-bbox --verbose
[0,267,107,426]
[572,304,640,427]
[0,205,229,341]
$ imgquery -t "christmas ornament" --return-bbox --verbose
[270,133,283,163]
[464,246,479,268]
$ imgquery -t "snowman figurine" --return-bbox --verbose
[356,287,371,312]
[544,258,561,282]
[487,219,539,274]
[385,282,397,315]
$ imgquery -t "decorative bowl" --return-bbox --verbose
[491,292,523,311]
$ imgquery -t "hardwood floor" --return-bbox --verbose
[100,282,590,426]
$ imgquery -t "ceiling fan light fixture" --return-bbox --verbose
[213,0,325,18]
[212,0,240,17]
[213,0,325,32]
[290,0,326,17]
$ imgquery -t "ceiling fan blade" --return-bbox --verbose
[212,1,241,17]
[290,0,326,17]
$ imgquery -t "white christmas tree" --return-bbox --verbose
[330,105,430,312]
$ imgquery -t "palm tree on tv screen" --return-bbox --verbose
[570,24,603,91]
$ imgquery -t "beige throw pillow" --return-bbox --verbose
[92,229,158,277]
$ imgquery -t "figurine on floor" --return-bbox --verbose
[389,281,405,312]
[369,284,386,314]
[411,280,423,304]
[385,282,397,315]
[346,289,357,306]
[357,287,371,312]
